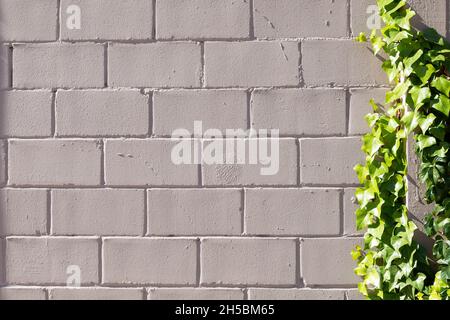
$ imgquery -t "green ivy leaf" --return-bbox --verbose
[432,95,450,117]
[418,113,436,133]
[414,64,435,84]
[431,77,450,97]
[417,135,437,150]
[409,86,431,110]
[356,32,367,42]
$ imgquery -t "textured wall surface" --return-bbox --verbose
[0,0,446,300]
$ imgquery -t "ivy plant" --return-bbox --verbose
[353,0,450,300]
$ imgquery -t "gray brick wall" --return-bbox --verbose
[0,0,444,300]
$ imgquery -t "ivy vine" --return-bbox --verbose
[353,0,450,300]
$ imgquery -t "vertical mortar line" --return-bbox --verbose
[152,0,157,40]
[143,188,148,236]
[344,290,349,300]
[241,188,246,235]
[44,288,50,300]
[100,139,105,186]
[339,188,345,236]
[98,237,103,285]
[4,138,8,188]
[249,0,255,39]
[57,0,62,41]
[51,90,57,137]
[196,237,201,287]
[347,0,352,38]
[46,189,52,235]
[104,43,108,88]
[8,45,12,88]
[200,42,205,88]
[296,139,301,187]
[247,89,253,132]
[296,238,303,288]
[345,88,351,136]
[148,90,154,137]
[298,41,304,87]
[243,288,249,300]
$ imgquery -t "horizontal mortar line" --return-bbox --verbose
[98,283,305,289]
[2,186,345,191]
[132,134,352,139]
[4,37,359,45]
[39,285,248,291]
[300,183,362,188]
[146,286,246,291]
[4,185,357,189]
[0,85,391,93]
[109,85,305,90]
[41,285,147,289]
[6,85,391,91]
[2,234,351,239]
[0,285,353,292]
[3,135,364,140]
[95,283,202,289]
[305,285,358,290]
[2,283,194,288]
[193,284,305,289]
[3,235,358,240]
[0,285,354,292]
[244,287,348,290]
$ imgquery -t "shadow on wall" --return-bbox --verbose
[408,0,449,40]
[406,1,448,258]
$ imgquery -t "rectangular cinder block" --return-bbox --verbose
[56,90,149,137]
[8,140,102,186]
[0,0,57,41]
[204,41,300,87]
[301,238,362,286]
[13,44,105,89]
[201,238,297,286]
[251,89,346,136]
[147,189,242,236]
[104,139,199,186]
[248,288,345,300]
[0,90,53,138]
[153,90,247,137]
[349,88,387,135]
[52,189,145,236]
[6,237,99,285]
[108,43,202,88]
[0,287,47,300]
[0,45,10,89]
[300,137,364,185]
[254,0,348,38]
[48,288,144,300]
[60,0,153,40]
[103,238,197,285]
[0,189,48,236]
[148,288,244,300]
[302,40,387,86]
[202,139,298,186]
[245,188,340,236]
[156,0,249,39]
